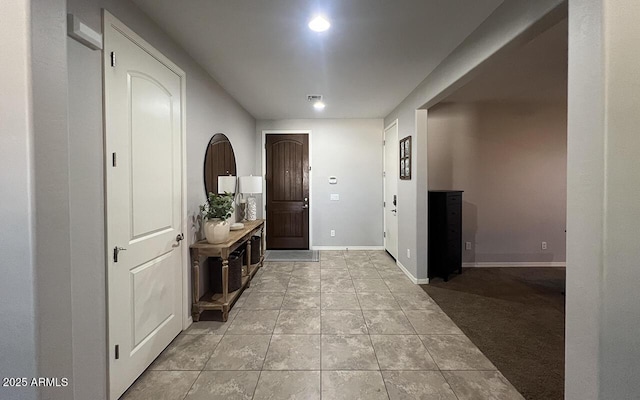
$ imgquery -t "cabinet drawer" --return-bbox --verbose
[447,213,461,226]
[446,194,462,204]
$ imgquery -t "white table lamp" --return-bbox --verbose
[239,176,262,221]
[217,175,237,194]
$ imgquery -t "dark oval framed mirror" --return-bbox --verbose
[204,133,237,195]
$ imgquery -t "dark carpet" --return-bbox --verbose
[422,268,565,400]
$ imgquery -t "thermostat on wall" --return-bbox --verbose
[329,176,337,184]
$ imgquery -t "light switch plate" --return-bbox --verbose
[330,194,339,201]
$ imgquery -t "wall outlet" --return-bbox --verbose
[330,230,336,237]
[407,249,411,258]
[465,242,472,250]
[541,241,548,250]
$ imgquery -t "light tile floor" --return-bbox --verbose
[121,250,524,400]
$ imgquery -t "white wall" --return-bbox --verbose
[565,0,603,397]
[256,119,384,248]
[566,0,640,398]
[384,0,566,280]
[598,1,640,396]
[428,101,567,264]
[0,1,38,399]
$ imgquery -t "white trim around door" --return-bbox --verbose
[383,119,399,260]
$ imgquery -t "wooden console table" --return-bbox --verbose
[190,219,265,322]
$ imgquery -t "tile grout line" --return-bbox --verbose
[251,261,282,399]
[181,369,203,400]
[439,370,462,400]
[180,331,224,400]
[376,251,455,397]
[363,253,392,400]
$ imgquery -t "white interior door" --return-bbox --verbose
[104,12,185,400]
[384,121,399,259]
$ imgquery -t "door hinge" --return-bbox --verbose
[110,51,116,67]
[383,140,386,146]
[383,201,386,207]
[112,152,117,167]
[384,232,386,238]
[308,166,311,171]
[113,246,127,262]
[383,171,386,177]
[115,345,120,360]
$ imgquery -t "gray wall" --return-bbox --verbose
[25,0,258,399]
[566,0,640,398]
[32,0,75,399]
[256,119,384,248]
[0,1,38,399]
[427,101,567,264]
[383,0,566,280]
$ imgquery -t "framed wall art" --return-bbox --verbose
[400,136,411,180]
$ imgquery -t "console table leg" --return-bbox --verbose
[246,241,252,276]
[261,225,266,268]
[191,254,200,321]
[222,258,229,304]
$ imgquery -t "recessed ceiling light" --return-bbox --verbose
[313,101,326,110]
[308,16,330,32]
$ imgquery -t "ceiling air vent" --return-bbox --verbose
[307,95,323,102]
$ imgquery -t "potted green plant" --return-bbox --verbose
[200,192,234,244]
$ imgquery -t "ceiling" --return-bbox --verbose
[132,0,504,119]
[445,19,568,104]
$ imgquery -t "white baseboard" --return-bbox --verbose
[311,246,385,251]
[396,260,429,284]
[462,262,566,268]
[183,316,193,330]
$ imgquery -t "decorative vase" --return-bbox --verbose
[204,219,230,244]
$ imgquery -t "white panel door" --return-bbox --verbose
[384,121,399,259]
[104,12,185,400]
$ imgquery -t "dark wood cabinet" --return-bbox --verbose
[428,190,463,281]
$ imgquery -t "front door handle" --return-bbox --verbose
[176,233,184,242]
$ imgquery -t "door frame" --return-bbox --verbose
[262,130,313,249]
[383,119,399,259]
[103,11,189,395]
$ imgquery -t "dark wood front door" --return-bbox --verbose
[266,134,309,249]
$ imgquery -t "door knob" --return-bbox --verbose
[176,233,184,242]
